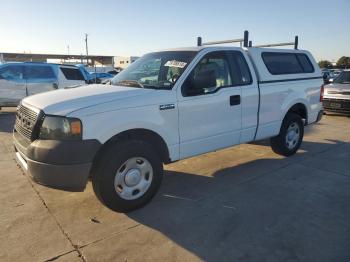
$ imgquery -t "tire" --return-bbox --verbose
[270,113,304,157]
[92,140,163,212]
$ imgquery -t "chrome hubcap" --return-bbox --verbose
[285,122,300,150]
[124,169,142,187]
[114,157,153,200]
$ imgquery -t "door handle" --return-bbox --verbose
[230,95,241,106]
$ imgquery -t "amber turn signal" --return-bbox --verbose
[70,120,82,135]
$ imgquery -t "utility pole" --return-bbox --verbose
[67,45,70,56]
[85,33,89,65]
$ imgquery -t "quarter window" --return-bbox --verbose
[60,67,85,80]
[262,52,314,75]
[296,54,314,73]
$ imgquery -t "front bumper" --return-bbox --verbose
[13,131,101,191]
[323,98,350,115]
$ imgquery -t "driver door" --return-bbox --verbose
[177,51,242,159]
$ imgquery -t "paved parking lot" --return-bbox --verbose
[0,108,350,262]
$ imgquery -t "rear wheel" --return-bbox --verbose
[92,140,163,212]
[270,113,304,156]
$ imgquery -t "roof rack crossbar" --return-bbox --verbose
[197,30,249,47]
[196,33,299,49]
[252,36,299,49]
[202,38,244,46]
[253,42,295,48]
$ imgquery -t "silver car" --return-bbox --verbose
[323,69,350,115]
[0,62,86,108]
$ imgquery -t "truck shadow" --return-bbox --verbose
[0,109,16,133]
[126,139,350,261]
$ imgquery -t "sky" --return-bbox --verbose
[0,0,349,62]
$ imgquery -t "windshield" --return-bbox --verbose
[111,51,197,89]
[333,71,350,84]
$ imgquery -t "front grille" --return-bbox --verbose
[15,105,39,140]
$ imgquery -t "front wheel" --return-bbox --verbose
[92,140,163,212]
[270,113,304,157]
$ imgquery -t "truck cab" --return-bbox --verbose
[13,32,323,212]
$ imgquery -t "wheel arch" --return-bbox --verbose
[285,102,308,125]
[91,128,171,176]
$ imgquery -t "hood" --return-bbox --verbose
[22,84,153,115]
[324,83,350,98]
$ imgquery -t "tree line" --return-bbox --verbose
[318,56,350,69]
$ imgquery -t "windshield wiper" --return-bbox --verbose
[114,80,171,90]
[115,80,144,88]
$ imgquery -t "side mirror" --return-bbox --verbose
[193,70,216,90]
[185,70,216,96]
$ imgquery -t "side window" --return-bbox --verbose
[227,51,252,85]
[296,54,314,73]
[183,51,232,96]
[26,65,56,80]
[262,52,314,75]
[262,53,303,75]
[0,65,24,80]
[60,67,85,80]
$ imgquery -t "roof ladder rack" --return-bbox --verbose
[252,36,299,49]
[197,30,249,48]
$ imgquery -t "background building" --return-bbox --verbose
[114,56,140,69]
[0,52,114,66]
[0,52,140,71]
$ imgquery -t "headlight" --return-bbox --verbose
[39,116,82,140]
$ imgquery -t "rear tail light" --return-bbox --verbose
[320,85,324,102]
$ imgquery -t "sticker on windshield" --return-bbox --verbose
[164,60,187,68]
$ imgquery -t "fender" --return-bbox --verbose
[77,106,180,161]
[281,98,309,122]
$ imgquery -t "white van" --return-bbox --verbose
[0,62,86,108]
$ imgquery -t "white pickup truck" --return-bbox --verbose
[13,32,323,212]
